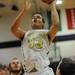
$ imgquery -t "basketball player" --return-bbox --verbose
[11,0,59,75]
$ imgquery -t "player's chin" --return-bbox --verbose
[32,25,41,29]
[32,25,38,29]
[31,23,42,29]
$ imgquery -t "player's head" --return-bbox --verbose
[9,58,22,73]
[31,14,45,29]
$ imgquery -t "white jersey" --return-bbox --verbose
[21,30,52,72]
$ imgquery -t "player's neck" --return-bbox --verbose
[32,26,43,29]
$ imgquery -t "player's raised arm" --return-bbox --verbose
[11,1,31,40]
[42,0,59,44]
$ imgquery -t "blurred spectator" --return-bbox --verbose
[49,61,59,74]
[56,58,75,75]
[9,58,24,75]
[0,64,10,75]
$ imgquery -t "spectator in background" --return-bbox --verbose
[9,58,24,75]
[56,58,75,75]
[0,64,10,75]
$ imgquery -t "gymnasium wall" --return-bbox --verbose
[0,8,75,64]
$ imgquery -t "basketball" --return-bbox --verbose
[42,0,54,4]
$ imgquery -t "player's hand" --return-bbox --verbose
[20,1,31,17]
[25,1,31,11]
[22,1,31,12]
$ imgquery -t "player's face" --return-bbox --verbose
[31,14,44,29]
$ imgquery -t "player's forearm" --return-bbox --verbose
[48,1,59,42]
[11,8,27,30]
[48,22,58,42]
[50,1,59,27]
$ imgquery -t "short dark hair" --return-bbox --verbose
[32,13,45,24]
[58,58,75,75]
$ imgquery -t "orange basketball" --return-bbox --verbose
[42,0,54,4]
